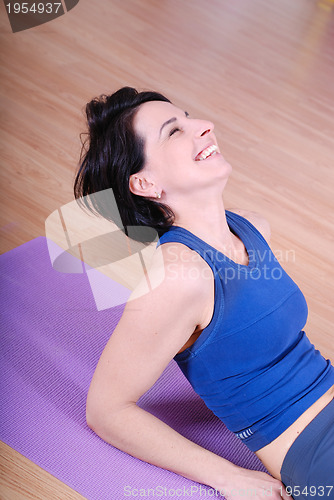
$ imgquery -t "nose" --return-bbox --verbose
[196,119,214,137]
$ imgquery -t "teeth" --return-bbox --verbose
[196,145,218,161]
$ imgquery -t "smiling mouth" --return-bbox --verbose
[195,144,219,161]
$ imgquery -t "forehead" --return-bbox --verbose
[133,101,183,139]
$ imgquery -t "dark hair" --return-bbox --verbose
[74,86,175,240]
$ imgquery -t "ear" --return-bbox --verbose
[129,173,159,199]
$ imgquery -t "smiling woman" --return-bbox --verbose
[129,99,232,229]
[74,87,334,500]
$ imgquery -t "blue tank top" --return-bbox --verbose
[158,211,334,451]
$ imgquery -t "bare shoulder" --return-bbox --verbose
[130,240,213,311]
[151,241,213,293]
[119,240,214,361]
[228,208,271,243]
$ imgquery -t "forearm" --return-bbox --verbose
[89,403,237,491]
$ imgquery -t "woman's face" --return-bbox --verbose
[131,100,231,200]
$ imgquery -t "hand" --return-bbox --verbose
[214,466,292,499]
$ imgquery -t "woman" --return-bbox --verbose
[74,87,334,499]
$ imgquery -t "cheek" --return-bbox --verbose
[148,149,178,178]
[146,145,194,188]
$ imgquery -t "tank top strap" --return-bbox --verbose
[158,224,210,257]
[158,210,269,264]
[224,210,270,249]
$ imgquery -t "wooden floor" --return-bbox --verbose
[1,0,333,498]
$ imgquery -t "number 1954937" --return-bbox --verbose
[6,3,62,14]
[280,485,333,497]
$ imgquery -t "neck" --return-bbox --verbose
[171,191,235,251]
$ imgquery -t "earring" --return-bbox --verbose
[155,192,161,199]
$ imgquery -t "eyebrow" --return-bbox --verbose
[159,117,177,137]
[159,111,189,137]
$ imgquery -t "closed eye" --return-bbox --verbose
[169,127,181,137]
[167,112,188,137]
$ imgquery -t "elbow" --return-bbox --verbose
[85,388,135,439]
[85,388,109,435]
[86,397,101,434]
[86,404,99,433]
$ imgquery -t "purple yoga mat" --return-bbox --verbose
[0,237,266,499]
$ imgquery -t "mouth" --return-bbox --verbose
[194,144,219,161]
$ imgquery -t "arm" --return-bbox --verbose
[86,245,287,498]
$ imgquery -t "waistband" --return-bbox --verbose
[280,397,334,482]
